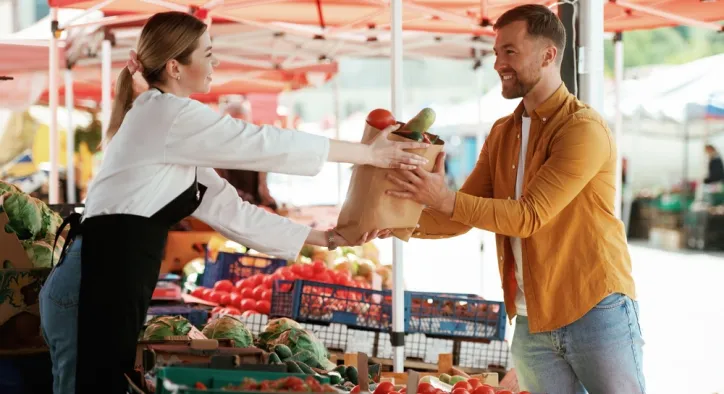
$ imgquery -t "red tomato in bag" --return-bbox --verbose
[201,288,213,300]
[220,293,232,305]
[366,109,396,130]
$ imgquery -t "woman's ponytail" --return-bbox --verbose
[104,67,135,144]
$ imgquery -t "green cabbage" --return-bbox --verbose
[1,192,42,240]
[35,199,63,240]
[266,327,335,370]
[257,317,303,347]
[202,315,253,348]
[142,316,193,341]
[0,181,22,195]
[20,240,54,268]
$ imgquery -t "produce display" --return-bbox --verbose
[191,259,383,317]
[194,375,338,392]
[1,180,64,268]
[411,375,529,394]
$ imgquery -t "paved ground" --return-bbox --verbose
[377,231,724,394]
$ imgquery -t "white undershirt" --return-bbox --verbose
[82,89,330,260]
[511,116,531,316]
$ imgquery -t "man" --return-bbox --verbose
[384,5,644,393]
[216,98,278,209]
[704,144,724,184]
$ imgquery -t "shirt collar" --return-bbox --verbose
[513,82,570,123]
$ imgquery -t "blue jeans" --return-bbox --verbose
[39,237,82,394]
[511,293,646,394]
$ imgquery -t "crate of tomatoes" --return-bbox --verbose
[270,275,399,332]
[406,292,506,341]
[198,247,288,289]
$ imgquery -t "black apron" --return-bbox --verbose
[55,170,207,394]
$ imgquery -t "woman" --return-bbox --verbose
[39,12,426,394]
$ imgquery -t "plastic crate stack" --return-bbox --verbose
[269,278,511,370]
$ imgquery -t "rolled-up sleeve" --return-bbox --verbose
[163,97,329,176]
[451,117,612,238]
[193,167,311,260]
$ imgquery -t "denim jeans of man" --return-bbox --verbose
[511,293,646,394]
[39,237,82,394]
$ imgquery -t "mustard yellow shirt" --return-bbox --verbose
[413,84,636,333]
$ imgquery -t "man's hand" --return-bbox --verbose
[385,151,456,217]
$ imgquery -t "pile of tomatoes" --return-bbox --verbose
[350,379,530,394]
[190,261,374,317]
[191,275,272,317]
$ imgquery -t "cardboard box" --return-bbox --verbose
[0,211,50,355]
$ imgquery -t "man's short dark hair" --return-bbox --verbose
[493,4,567,65]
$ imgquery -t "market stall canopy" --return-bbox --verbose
[612,54,724,125]
[46,0,724,34]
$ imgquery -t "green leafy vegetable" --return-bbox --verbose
[142,316,193,340]
[202,315,253,348]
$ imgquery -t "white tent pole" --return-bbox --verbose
[49,8,60,204]
[578,0,605,113]
[65,69,77,204]
[613,32,623,220]
[101,39,112,151]
[390,0,405,374]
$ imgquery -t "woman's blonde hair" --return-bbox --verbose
[106,12,207,142]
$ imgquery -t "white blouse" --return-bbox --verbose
[83,89,330,260]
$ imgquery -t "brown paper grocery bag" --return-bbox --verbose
[336,123,444,242]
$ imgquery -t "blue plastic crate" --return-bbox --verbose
[406,292,506,341]
[198,249,287,288]
[146,305,210,328]
[270,279,401,332]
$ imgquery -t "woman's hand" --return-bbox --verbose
[305,229,383,248]
[333,229,381,247]
[367,124,430,170]
[377,229,394,239]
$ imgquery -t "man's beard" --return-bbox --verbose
[501,71,539,99]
